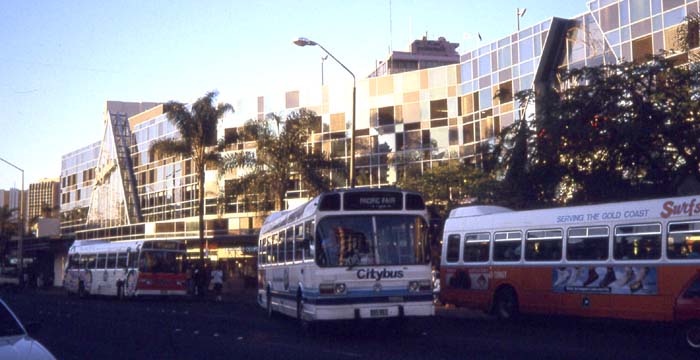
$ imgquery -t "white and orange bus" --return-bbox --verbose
[64,240,187,298]
[440,195,700,348]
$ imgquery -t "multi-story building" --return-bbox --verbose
[60,0,699,287]
[60,141,100,235]
[27,178,60,221]
[369,36,461,77]
[0,188,24,221]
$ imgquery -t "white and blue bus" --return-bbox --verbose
[257,189,434,325]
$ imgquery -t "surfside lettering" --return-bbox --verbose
[356,268,404,281]
[660,198,700,219]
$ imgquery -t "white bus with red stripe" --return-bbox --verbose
[258,189,435,326]
[64,240,187,298]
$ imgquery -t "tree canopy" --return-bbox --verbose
[491,55,700,208]
[150,90,233,260]
[222,109,344,211]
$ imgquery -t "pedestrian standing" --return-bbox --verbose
[211,266,224,302]
[194,265,205,297]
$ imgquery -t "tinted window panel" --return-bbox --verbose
[446,234,461,263]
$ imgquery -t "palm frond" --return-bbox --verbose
[149,138,191,159]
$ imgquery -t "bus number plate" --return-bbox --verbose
[370,309,388,317]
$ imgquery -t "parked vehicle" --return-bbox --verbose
[0,298,56,359]
[440,195,700,349]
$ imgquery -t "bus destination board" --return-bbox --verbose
[344,192,403,211]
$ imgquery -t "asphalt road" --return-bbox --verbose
[2,289,698,360]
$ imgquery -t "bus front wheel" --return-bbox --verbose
[493,288,519,320]
[685,322,700,349]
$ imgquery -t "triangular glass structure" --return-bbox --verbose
[86,112,141,228]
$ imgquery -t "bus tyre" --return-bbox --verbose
[78,282,86,299]
[297,294,312,333]
[493,288,519,320]
[117,282,125,300]
[266,288,273,318]
[685,322,700,350]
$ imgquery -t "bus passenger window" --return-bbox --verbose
[446,235,461,263]
[614,224,661,260]
[86,254,96,269]
[493,231,522,262]
[96,254,107,269]
[294,224,304,262]
[117,253,128,268]
[668,222,700,260]
[106,253,116,269]
[304,221,314,260]
[567,227,609,261]
[286,228,295,263]
[463,233,489,262]
[525,230,562,262]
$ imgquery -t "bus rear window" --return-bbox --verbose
[614,224,661,260]
[446,234,461,263]
[668,221,700,260]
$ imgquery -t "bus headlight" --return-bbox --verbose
[319,283,346,295]
[408,280,432,292]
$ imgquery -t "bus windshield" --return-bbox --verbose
[316,215,429,267]
[138,251,184,273]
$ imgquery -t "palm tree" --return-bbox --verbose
[150,91,233,261]
[223,109,344,211]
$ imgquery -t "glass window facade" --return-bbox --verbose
[61,0,700,244]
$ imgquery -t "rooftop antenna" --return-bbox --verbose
[389,0,393,75]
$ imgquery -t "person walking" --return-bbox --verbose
[211,265,224,302]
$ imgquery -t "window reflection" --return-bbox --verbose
[630,0,650,22]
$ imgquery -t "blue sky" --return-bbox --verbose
[0,0,589,189]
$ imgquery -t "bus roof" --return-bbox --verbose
[445,195,700,233]
[260,196,319,235]
[68,239,182,253]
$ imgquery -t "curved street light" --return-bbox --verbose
[294,37,356,188]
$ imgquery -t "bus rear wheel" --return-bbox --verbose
[266,288,273,318]
[117,283,125,300]
[78,282,87,299]
[493,288,519,320]
[685,322,700,349]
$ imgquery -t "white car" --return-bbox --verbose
[0,298,56,360]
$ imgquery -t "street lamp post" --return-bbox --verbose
[517,8,527,31]
[294,37,356,188]
[0,157,24,287]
